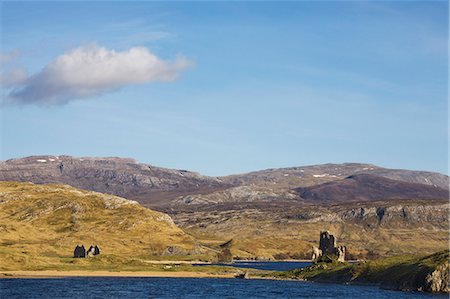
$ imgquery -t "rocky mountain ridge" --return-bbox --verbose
[0,156,447,208]
[1,155,448,259]
[0,155,228,206]
[221,162,449,190]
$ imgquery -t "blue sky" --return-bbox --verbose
[0,1,448,176]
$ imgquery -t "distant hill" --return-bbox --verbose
[0,155,228,207]
[296,174,449,202]
[0,181,202,271]
[221,163,449,190]
[0,156,447,208]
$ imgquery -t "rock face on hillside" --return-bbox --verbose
[424,262,450,293]
[0,156,228,206]
[0,157,448,209]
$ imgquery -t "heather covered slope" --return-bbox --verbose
[0,182,203,271]
[295,174,449,202]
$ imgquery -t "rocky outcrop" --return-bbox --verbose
[424,262,450,293]
[162,245,201,256]
[282,250,450,294]
[312,231,345,262]
[340,203,449,228]
[174,186,297,205]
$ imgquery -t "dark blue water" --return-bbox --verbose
[0,277,445,299]
[194,261,311,271]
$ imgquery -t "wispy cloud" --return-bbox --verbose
[97,19,175,46]
[3,44,193,106]
[0,50,21,65]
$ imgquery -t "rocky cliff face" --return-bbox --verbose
[1,157,448,209]
[340,202,449,228]
[424,262,450,293]
[0,155,228,206]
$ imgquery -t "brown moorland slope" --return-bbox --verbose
[295,174,449,202]
[0,182,206,271]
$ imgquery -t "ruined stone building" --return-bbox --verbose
[74,244,100,258]
[312,231,346,262]
[87,245,101,257]
[73,245,86,258]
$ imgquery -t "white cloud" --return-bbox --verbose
[5,44,192,105]
[0,68,28,87]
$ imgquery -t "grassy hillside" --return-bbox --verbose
[275,250,450,293]
[0,182,207,271]
[175,200,449,259]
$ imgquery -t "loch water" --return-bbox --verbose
[193,260,312,271]
[1,276,446,299]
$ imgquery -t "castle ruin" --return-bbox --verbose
[312,231,346,262]
[73,244,100,258]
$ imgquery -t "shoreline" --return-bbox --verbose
[0,270,236,279]
[231,259,312,263]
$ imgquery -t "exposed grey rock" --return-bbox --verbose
[424,262,450,293]
[162,245,200,256]
[340,203,449,228]
[0,156,226,205]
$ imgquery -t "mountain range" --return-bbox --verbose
[0,155,448,259]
